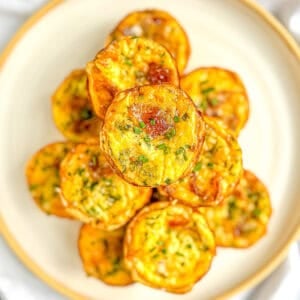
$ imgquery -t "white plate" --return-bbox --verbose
[0,0,300,299]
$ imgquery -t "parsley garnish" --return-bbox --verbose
[150,119,156,125]
[138,155,149,164]
[173,116,180,123]
[157,143,169,154]
[139,121,146,128]
[165,128,176,139]
[193,162,202,172]
[202,87,215,94]
[133,127,142,134]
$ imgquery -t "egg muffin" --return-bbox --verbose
[86,37,179,119]
[160,117,243,206]
[124,201,215,293]
[78,224,133,286]
[106,9,190,74]
[199,170,272,248]
[100,84,205,187]
[52,69,101,142]
[60,139,152,230]
[181,67,249,136]
[26,142,74,218]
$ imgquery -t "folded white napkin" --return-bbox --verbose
[0,1,299,300]
[0,0,45,15]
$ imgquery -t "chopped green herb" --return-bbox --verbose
[228,198,237,218]
[138,155,149,164]
[165,128,176,139]
[207,162,214,168]
[200,79,209,85]
[175,147,187,161]
[173,116,180,123]
[150,119,156,126]
[106,268,118,276]
[248,192,260,201]
[193,162,202,172]
[117,123,131,131]
[87,206,99,216]
[210,98,219,106]
[175,251,184,257]
[139,121,146,128]
[107,194,121,204]
[76,168,84,175]
[252,208,261,218]
[89,182,98,191]
[102,177,113,185]
[160,52,166,58]
[165,178,171,185]
[186,244,192,249]
[175,147,185,155]
[144,136,151,144]
[124,57,133,66]
[161,248,167,254]
[29,184,39,191]
[157,143,168,153]
[133,127,142,134]
[113,257,121,266]
[199,99,208,111]
[202,87,215,94]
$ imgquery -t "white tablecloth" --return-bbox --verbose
[0,1,299,299]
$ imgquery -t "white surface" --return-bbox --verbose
[0,0,299,299]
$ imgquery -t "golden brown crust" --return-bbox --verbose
[52,69,101,142]
[100,84,205,187]
[106,9,191,74]
[181,67,250,136]
[124,201,215,293]
[25,142,75,218]
[161,116,243,206]
[60,140,152,230]
[78,224,133,286]
[199,170,272,248]
[86,37,179,119]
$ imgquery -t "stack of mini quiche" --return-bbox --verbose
[26,9,272,293]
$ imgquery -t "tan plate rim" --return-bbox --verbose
[0,0,300,299]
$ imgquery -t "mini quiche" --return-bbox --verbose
[26,142,74,218]
[199,170,272,248]
[181,67,249,136]
[106,9,190,74]
[124,201,216,293]
[161,116,243,206]
[86,37,179,119]
[78,224,133,286]
[100,84,205,187]
[52,69,101,142]
[60,139,152,230]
